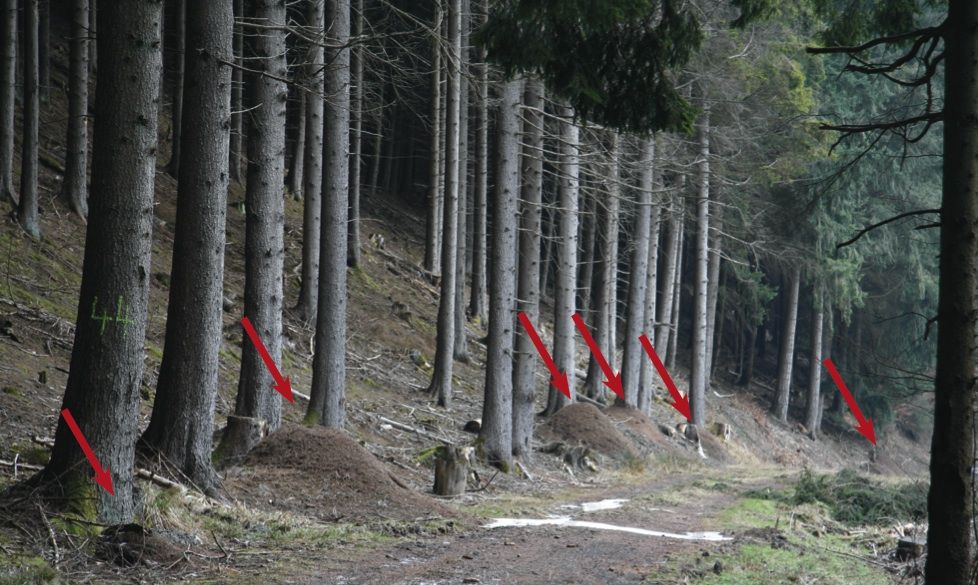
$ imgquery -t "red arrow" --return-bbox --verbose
[823,357,876,445]
[572,313,623,399]
[60,408,114,495]
[639,335,691,421]
[241,316,294,403]
[517,312,571,399]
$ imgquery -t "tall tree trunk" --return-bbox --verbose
[229,0,244,182]
[424,6,443,275]
[655,187,682,361]
[167,0,186,177]
[804,287,824,440]
[452,0,470,362]
[621,137,654,408]
[427,0,461,409]
[689,113,710,427]
[61,0,90,219]
[18,0,40,238]
[512,77,544,456]
[307,0,351,428]
[704,208,722,385]
[88,0,96,75]
[544,103,578,417]
[295,0,325,323]
[468,0,488,323]
[38,0,48,102]
[41,0,162,523]
[666,218,685,372]
[288,91,306,199]
[0,0,14,205]
[925,2,978,581]
[141,0,232,496]
[577,191,596,319]
[480,77,522,471]
[540,207,554,297]
[217,0,288,461]
[738,325,758,386]
[814,306,832,432]
[773,265,801,422]
[347,0,364,267]
[638,149,662,414]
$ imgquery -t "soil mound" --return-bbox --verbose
[545,403,639,460]
[224,423,454,522]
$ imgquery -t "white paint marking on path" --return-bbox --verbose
[484,517,731,542]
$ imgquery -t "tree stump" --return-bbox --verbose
[433,444,469,496]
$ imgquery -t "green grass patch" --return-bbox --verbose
[0,555,58,585]
[718,497,781,530]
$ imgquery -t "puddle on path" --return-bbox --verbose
[484,517,731,542]
[560,499,628,512]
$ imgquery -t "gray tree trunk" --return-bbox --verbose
[428,0,461,409]
[480,77,522,472]
[424,7,443,275]
[577,193,596,319]
[704,210,722,384]
[468,0,488,323]
[773,265,801,422]
[38,0,48,102]
[512,78,544,456]
[61,0,90,219]
[295,0,325,323]
[229,0,244,182]
[544,104,579,417]
[87,0,96,75]
[18,0,40,238]
[42,0,163,523]
[666,218,685,372]
[167,0,186,177]
[689,113,710,427]
[655,185,683,362]
[638,144,662,413]
[0,0,15,205]
[307,0,351,428]
[804,288,824,440]
[218,0,289,461]
[141,0,232,496]
[452,0,470,362]
[925,4,978,578]
[620,137,654,408]
[288,91,305,200]
[347,0,364,267]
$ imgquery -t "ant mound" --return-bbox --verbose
[224,423,455,523]
[543,403,640,461]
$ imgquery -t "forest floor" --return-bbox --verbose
[0,47,931,582]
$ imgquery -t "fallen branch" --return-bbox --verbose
[376,415,447,443]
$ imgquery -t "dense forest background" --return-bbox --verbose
[0,0,973,583]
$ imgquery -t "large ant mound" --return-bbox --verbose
[224,423,455,523]
[543,403,640,461]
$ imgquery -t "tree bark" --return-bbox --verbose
[512,77,544,456]
[468,0,488,324]
[347,0,364,267]
[18,0,40,238]
[307,0,351,429]
[637,148,662,414]
[452,0,470,362]
[925,2,978,581]
[288,91,305,200]
[666,218,684,372]
[41,0,163,523]
[217,0,289,462]
[141,0,232,496]
[0,0,15,205]
[689,113,710,427]
[479,78,522,472]
[424,6,443,275]
[61,0,90,219]
[773,265,801,422]
[655,184,683,362]
[704,209,722,385]
[38,0,48,102]
[295,0,325,323]
[167,0,186,177]
[621,137,654,409]
[804,288,824,440]
[544,104,579,417]
[577,192,596,320]
[87,0,96,75]
[428,0,462,410]
[229,0,244,182]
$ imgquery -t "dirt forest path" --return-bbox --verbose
[267,470,781,585]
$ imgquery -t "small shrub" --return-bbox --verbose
[792,468,926,526]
